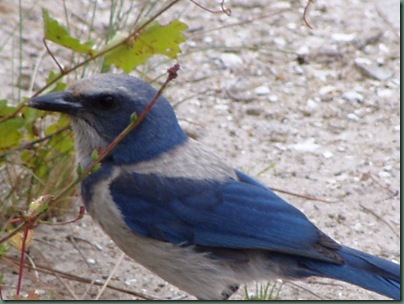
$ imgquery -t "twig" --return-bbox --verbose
[25,254,39,279]
[95,252,126,300]
[271,187,334,204]
[66,235,96,272]
[303,0,314,29]
[188,0,231,16]
[359,204,399,238]
[284,280,323,299]
[33,245,79,299]
[43,38,64,73]
[361,172,399,198]
[80,279,96,300]
[2,256,158,300]
[29,49,47,95]
[376,6,400,41]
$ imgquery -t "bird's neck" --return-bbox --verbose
[110,121,189,165]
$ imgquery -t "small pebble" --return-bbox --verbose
[342,91,364,103]
[87,258,96,265]
[287,22,297,30]
[94,243,103,251]
[203,36,213,43]
[323,151,334,158]
[378,171,391,178]
[306,99,318,109]
[220,53,243,68]
[254,85,271,95]
[347,113,360,121]
[353,222,363,232]
[213,104,229,111]
[274,37,286,46]
[376,88,393,98]
[378,43,390,53]
[294,65,304,75]
[297,45,310,55]
[268,95,279,102]
[125,279,137,286]
[355,58,393,80]
[331,32,356,42]
[290,138,320,152]
[319,85,337,96]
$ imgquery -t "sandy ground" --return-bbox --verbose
[1,0,400,300]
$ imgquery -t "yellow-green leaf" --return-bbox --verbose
[0,100,17,116]
[22,106,40,125]
[8,228,35,252]
[130,112,138,122]
[42,8,95,55]
[91,149,99,161]
[104,20,188,72]
[44,70,67,93]
[45,115,70,136]
[0,117,25,151]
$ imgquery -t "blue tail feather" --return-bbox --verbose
[303,245,400,299]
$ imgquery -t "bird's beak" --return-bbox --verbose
[27,91,82,115]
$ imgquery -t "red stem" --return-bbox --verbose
[16,226,29,296]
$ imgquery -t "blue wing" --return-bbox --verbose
[109,168,340,262]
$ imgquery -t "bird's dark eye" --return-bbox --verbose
[98,94,117,109]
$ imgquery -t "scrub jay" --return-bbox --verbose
[28,74,400,300]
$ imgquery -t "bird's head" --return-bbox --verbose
[28,74,188,167]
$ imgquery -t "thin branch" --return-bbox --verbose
[303,0,314,29]
[271,187,334,204]
[284,280,323,300]
[188,0,231,16]
[2,256,158,300]
[43,38,64,73]
[95,252,126,300]
[360,204,399,238]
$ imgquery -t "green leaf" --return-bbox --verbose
[91,149,99,161]
[130,112,138,122]
[92,163,101,173]
[76,164,84,176]
[49,132,74,154]
[44,71,68,93]
[46,116,73,154]
[0,243,9,258]
[0,117,25,151]
[45,115,70,136]
[104,20,188,72]
[22,106,40,125]
[42,8,95,55]
[0,100,18,116]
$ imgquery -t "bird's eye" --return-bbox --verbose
[98,94,117,109]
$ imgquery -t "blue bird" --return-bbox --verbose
[28,74,400,300]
